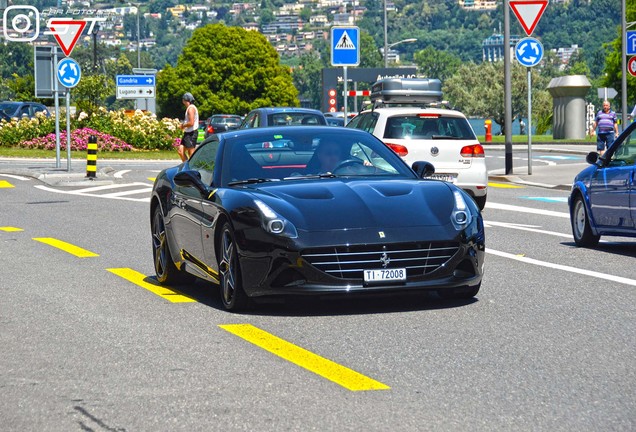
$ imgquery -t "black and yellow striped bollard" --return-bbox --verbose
[86,135,98,179]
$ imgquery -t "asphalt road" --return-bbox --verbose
[0,153,634,431]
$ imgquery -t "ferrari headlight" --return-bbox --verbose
[255,200,298,238]
[451,190,472,230]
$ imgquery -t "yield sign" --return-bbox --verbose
[47,19,86,56]
[509,0,548,36]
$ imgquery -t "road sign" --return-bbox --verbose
[116,74,156,99]
[628,57,636,78]
[116,86,156,99]
[331,26,360,67]
[48,19,86,56]
[57,57,81,88]
[116,75,156,87]
[627,31,636,56]
[515,37,543,67]
[597,87,618,100]
[509,0,548,36]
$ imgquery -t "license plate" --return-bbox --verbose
[429,174,456,182]
[363,268,407,283]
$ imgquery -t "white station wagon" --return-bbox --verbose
[346,79,488,209]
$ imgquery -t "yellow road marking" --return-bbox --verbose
[148,177,156,182]
[219,324,390,392]
[0,226,23,232]
[33,237,99,258]
[488,182,524,189]
[0,180,15,188]
[107,268,196,303]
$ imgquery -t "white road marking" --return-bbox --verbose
[113,170,131,179]
[486,248,636,287]
[485,220,571,238]
[0,174,30,181]
[34,184,151,202]
[101,187,152,198]
[485,201,569,219]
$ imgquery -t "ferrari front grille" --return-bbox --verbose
[302,242,460,280]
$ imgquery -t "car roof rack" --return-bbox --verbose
[369,77,445,110]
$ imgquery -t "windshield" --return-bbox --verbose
[0,102,19,116]
[267,112,325,126]
[384,115,476,140]
[221,129,415,185]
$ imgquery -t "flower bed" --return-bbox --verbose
[0,109,182,150]
[19,128,133,151]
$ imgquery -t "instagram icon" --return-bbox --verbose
[3,5,40,42]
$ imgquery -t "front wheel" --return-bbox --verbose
[218,223,249,311]
[571,196,600,247]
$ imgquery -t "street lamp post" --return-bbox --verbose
[92,25,99,71]
[384,0,388,68]
[136,5,141,68]
[383,38,417,66]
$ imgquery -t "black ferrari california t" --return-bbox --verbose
[150,126,485,311]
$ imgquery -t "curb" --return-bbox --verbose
[489,175,572,191]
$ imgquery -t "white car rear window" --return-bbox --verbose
[384,116,476,140]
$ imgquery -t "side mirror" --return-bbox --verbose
[412,161,436,178]
[174,170,209,194]
[585,151,599,165]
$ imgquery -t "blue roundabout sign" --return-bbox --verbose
[515,37,543,68]
[57,57,81,88]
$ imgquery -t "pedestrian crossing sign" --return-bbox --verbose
[331,26,360,66]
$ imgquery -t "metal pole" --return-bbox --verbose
[343,66,348,122]
[504,0,513,174]
[136,5,141,68]
[53,48,61,168]
[621,0,627,131]
[383,0,388,68]
[527,67,532,175]
[66,91,71,172]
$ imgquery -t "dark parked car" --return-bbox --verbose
[569,121,636,246]
[326,117,345,127]
[0,101,50,119]
[150,126,485,311]
[239,107,327,129]
[204,114,242,138]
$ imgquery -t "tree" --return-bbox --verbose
[73,75,115,116]
[445,61,552,133]
[292,53,325,109]
[413,47,462,83]
[156,24,298,118]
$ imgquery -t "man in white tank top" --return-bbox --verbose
[178,92,199,161]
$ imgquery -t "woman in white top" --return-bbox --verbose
[178,92,199,161]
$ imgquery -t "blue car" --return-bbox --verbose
[569,121,636,246]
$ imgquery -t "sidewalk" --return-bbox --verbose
[485,143,595,190]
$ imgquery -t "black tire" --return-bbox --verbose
[152,206,195,285]
[439,284,481,300]
[571,195,600,247]
[218,223,249,311]
[473,194,487,211]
